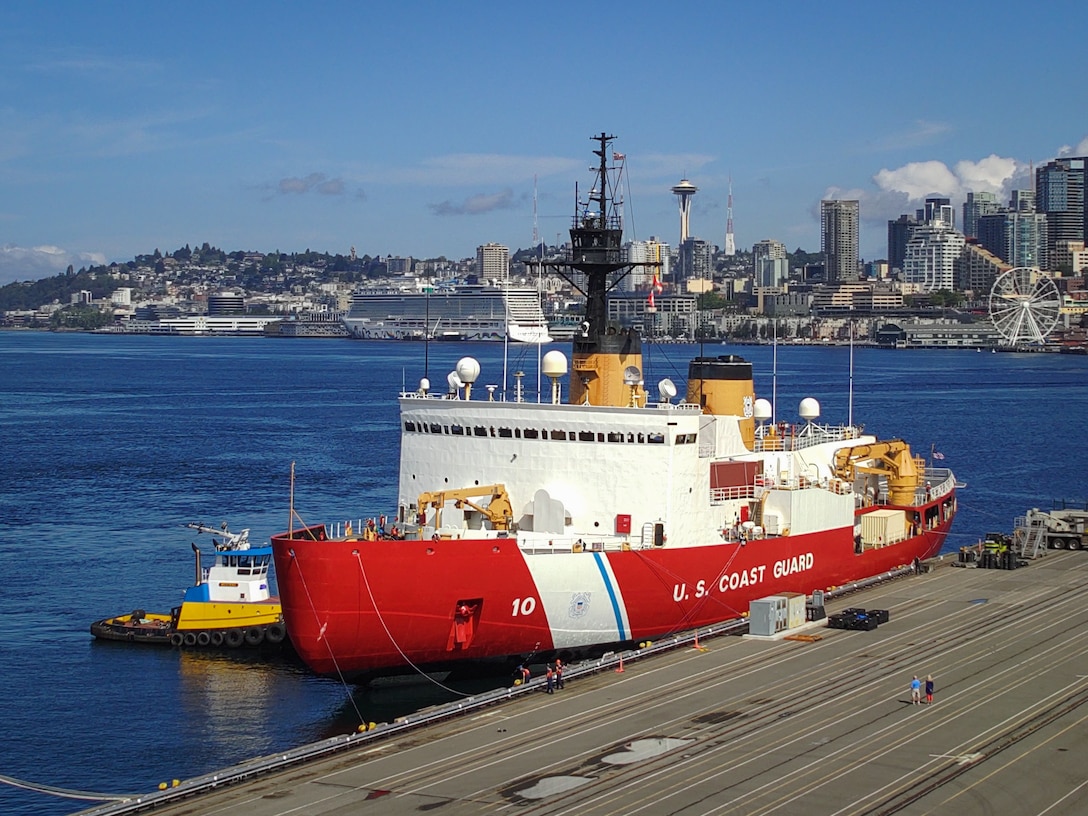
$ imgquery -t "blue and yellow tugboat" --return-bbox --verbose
[91,523,287,649]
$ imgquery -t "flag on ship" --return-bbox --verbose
[932,451,945,460]
[613,151,625,161]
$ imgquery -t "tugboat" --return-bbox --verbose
[91,523,287,649]
[271,134,957,680]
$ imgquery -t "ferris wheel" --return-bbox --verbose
[988,267,1061,346]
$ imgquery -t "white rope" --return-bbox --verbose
[353,551,473,697]
[0,773,133,802]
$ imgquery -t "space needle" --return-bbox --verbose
[671,178,698,243]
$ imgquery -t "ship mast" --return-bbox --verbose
[537,132,660,407]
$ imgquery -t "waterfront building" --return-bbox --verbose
[1053,240,1088,274]
[1036,157,1086,265]
[977,210,1048,269]
[957,242,1011,295]
[888,213,920,274]
[903,222,965,292]
[207,291,245,315]
[822,199,860,282]
[752,239,788,288]
[622,238,670,292]
[918,197,955,230]
[962,192,999,239]
[476,243,510,283]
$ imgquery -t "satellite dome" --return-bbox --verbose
[753,398,772,421]
[455,357,480,384]
[799,397,821,421]
[542,350,568,378]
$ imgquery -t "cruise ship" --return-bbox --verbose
[342,283,552,342]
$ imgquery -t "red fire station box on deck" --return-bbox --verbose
[615,514,632,534]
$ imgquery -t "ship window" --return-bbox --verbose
[648,433,665,444]
[443,426,449,434]
[551,430,566,440]
[638,433,645,443]
[578,431,595,442]
[515,428,522,438]
[498,427,513,438]
[474,426,487,437]
[597,433,605,442]
[430,423,442,434]
[490,427,496,437]
[405,421,417,432]
[451,425,464,436]
[607,432,623,443]
[628,433,635,443]
[523,428,539,439]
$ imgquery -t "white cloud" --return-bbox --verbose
[1057,136,1088,157]
[873,160,962,200]
[0,244,107,286]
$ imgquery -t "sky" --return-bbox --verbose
[2,1,1086,286]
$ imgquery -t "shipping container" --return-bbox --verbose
[860,508,907,548]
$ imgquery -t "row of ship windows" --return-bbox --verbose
[403,420,699,446]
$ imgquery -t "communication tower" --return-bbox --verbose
[724,176,736,256]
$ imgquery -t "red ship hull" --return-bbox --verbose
[271,497,953,679]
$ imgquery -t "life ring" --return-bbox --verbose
[210,631,225,647]
[196,631,211,647]
[244,627,265,646]
[170,632,184,647]
[182,632,197,647]
[224,629,244,648]
[265,622,286,644]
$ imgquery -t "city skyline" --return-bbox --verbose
[1,1,1086,285]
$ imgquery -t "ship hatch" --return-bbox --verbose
[447,599,482,651]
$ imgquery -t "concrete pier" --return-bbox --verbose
[79,551,1088,816]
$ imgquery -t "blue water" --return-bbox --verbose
[1,331,1085,815]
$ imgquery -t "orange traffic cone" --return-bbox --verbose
[615,653,625,673]
[693,630,707,651]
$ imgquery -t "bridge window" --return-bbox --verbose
[498,427,513,438]
[551,430,567,440]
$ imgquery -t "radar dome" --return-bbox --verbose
[419,377,430,392]
[542,350,568,378]
[799,397,821,421]
[753,398,772,421]
[455,357,480,384]
[447,371,463,390]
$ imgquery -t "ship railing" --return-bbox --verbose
[753,422,861,453]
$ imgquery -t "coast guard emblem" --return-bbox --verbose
[569,593,591,618]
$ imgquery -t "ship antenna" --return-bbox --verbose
[772,318,778,424]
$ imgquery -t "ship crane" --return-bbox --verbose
[417,484,514,533]
[832,441,924,507]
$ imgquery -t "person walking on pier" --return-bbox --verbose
[555,658,564,690]
[910,675,922,704]
[925,675,934,704]
[545,666,555,694]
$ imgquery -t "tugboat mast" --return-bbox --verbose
[540,132,661,407]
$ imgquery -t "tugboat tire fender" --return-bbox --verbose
[210,631,225,647]
[170,632,184,647]
[224,629,244,648]
[182,632,197,647]
[196,631,211,647]
[244,627,265,646]
[265,622,286,644]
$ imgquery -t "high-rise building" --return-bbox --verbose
[752,239,788,288]
[888,213,920,274]
[678,238,712,281]
[476,242,509,282]
[622,238,670,292]
[963,191,999,238]
[1010,189,1036,213]
[821,199,859,282]
[1036,157,1086,266]
[918,197,955,230]
[978,209,1048,269]
[957,242,1010,294]
[903,223,965,291]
